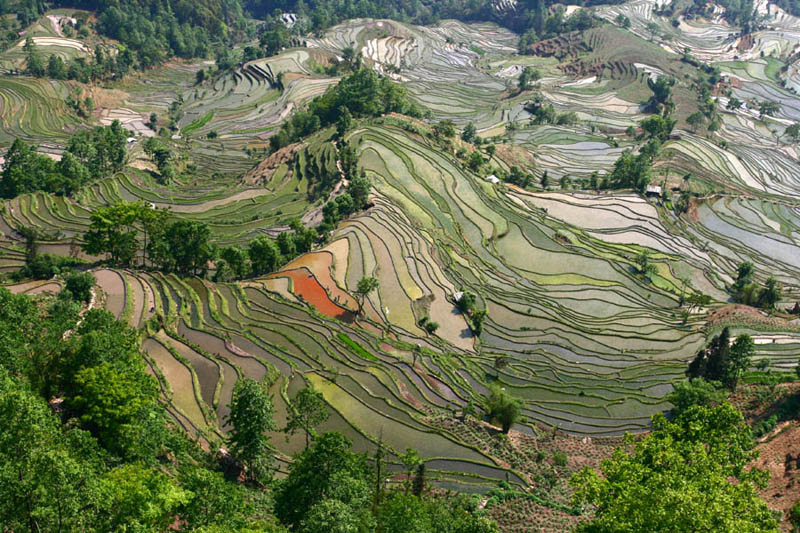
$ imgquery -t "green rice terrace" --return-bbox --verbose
[3,1,800,530]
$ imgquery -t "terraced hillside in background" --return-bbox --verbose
[3,5,800,527]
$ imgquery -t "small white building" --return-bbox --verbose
[645,184,662,197]
[486,174,501,185]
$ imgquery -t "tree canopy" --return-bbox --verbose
[572,403,779,533]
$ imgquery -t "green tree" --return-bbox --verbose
[518,66,541,91]
[0,370,101,532]
[24,37,45,77]
[786,123,800,144]
[666,378,724,415]
[300,499,363,533]
[285,385,330,450]
[178,466,249,530]
[571,403,778,533]
[759,100,781,118]
[160,220,215,276]
[733,261,754,293]
[336,106,353,138]
[274,432,371,528]
[686,111,706,132]
[249,235,281,276]
[634,249,657,279]
[82,202,141,266]
[220,245,251,280]
[348,173,370,209]
[467,151,484,171]
[375,492,497,533]
[486,383,522,433]
[64,270,96,303]
[640,114,676,141]
[226,378,276,482]
[99,463,190,531]
[759,276,781,309]
[462,122,477,143]
[355,276,379,314]
[68,361,160,455]
[726,334,754,390]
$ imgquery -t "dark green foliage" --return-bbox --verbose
[54,0,246,69]
[14,253,83,281]
[149,219,214,276]
[0,289,283,530]
[270,68,421,151]
[605,149,652,192]
[249,235,281,276]
[572,403,779,532]
[285,385,329,449]
[646,76,674,113]
[274,432,370,528]
[462,122,477,143]
[219,245,251,280]
[355,276,379,314]
[640,114,676,141]
[506,166,534,188]
[666,378,725,415]
[687,328,755,390]
[0,122,127,199]
[226,378,277,482]
[486,383,522,433]
[64,271,96,303]
[374,491,498,533]
[732,262,781,309]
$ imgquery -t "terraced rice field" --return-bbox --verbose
[3,9,800,504]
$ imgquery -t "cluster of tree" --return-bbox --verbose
[319,171,370,232]
[517,66,542,91]
[686,0,760,32]
[269,67,422,152]
[51,0,250,69]
[602,112,679,193]
[24,38,133,82]
[486,383,522,433]
[603,147,651,192]
[143,137,177,182]
[271,430,497,532]
[455,290,488,337]
[732,261,781,309]
[82,202,215,276]
[687,326,756,390]
[0,121,128,198]
[571,402,779,532]
[517,6,596,52]
[525,96,579,126]
[0,0,56,50]
[645,75,675,114]
[214,219,317,282]
[0,289,242,531]
[503,166,536,188]
[772,0,800,16]
[0,286,498,531]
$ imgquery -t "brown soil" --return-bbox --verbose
[731,382,800,530]
[86,85,128,110]
[738,33,755,53]
[707,304,800,331]
[526,32,590,60]
[560,59,637,80]
[754,422,800,530]
[240,142,304,186]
